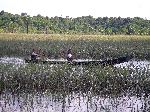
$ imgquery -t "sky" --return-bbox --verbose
[0,0,150,19]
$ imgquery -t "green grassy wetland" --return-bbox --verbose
[0,33,150,111]
[0,33,150,59]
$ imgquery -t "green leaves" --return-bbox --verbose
[0,11,150,35]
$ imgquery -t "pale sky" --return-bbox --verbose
[0,0,150,19]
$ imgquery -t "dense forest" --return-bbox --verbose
[0,10,150,35]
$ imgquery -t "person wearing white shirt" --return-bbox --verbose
[67,48,73,62]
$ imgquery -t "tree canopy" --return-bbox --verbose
[0,10,150,35]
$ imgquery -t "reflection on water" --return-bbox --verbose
[0,92,148,112]
[0,57,26,70]
[115,59,150,71]
[0,57,25,65]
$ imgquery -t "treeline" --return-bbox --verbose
[0,10,150,35]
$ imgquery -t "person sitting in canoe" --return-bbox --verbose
[31,49,39,61]
[67,48,73,62]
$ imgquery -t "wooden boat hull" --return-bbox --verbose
[25,56,132,66]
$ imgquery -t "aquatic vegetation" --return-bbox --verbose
[0,34,150,95]
[0,34,150,111]
[0,61,150,98]
[0,34,150,60]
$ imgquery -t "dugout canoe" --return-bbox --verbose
[25,55,132,66]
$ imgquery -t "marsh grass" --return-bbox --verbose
[0,33,150,60]
[0,34,150,96]
[1,34,150,112]
[1,62,150,98]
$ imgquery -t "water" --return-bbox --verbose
[0,92,148,112]
[0,57,150,112]
[0,57,26,70]
[115,59,150,71]
[0,57,25,65]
